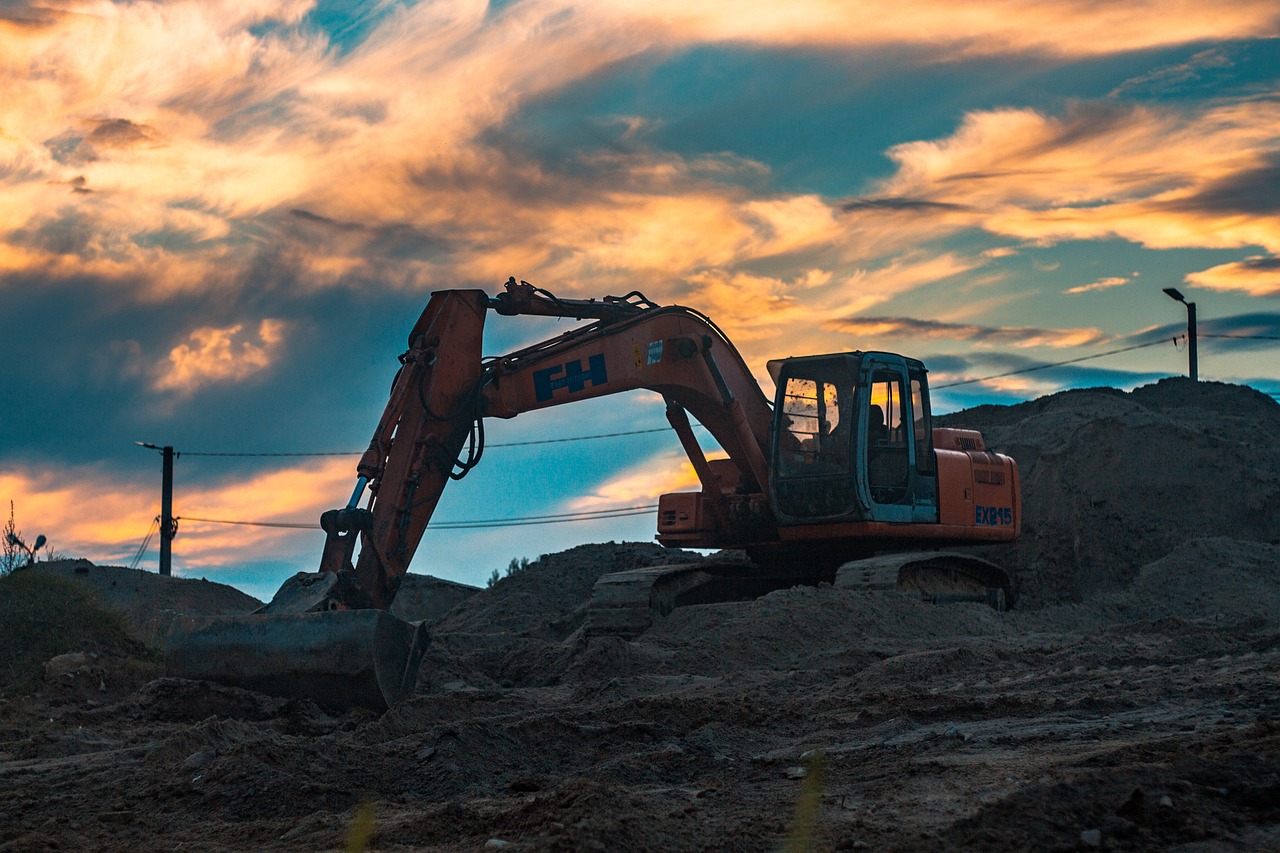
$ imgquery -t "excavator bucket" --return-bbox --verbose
[164,608,429,713]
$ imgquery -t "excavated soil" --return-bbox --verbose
[1,378,1277,852]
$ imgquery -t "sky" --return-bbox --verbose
[2,0,1278,600]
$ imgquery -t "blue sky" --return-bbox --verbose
[1,0,1278,599]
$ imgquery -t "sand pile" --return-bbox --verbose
[939,378,1280,607]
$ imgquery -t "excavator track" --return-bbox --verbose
[586,551,1012,640]
[586,559,826,640]
[835,551,1013,611]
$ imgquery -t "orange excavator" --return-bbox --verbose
[166,280,1020,710]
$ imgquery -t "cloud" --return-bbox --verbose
[153,319,289,394]
[566,447,717,512]
[670,251,988,369]
[926,350,1173,407]
[1109,48,1235,99]
[5,0,1276,313]
[1200,311,1280,343]
[1185,256,1280,296]
[1064,275,1130,295]
[822,316,1109,348]
[597,1,1280,58]
[877,99,1280,254]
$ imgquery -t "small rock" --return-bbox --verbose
[182,749,216,770]
[1158,795,1174,808]
[485,840,513,850]
[1080,828,1102,848]
[44,652,89,681]
[785,766,807,779]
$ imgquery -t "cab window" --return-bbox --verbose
[910,374,935,475]
[778,373,851,475]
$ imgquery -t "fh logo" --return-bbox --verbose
[533,354,609,402]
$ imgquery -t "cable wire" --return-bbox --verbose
[128,516,159,570]
[934,338,1174,389]
[174,427,682,457]
[180,450,360,457]
[178,504,659,531]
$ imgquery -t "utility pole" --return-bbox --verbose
[136,442,177,575]
[160,445,175,576]
[1163,287,1198,381]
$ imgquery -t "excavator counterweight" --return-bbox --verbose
[165,279,1020,711]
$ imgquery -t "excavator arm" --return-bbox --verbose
[326,281,774,611]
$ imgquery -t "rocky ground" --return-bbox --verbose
[0,378,1276,852]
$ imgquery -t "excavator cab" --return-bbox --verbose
[768,352,939,526]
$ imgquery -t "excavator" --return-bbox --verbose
[166,279,1020,711]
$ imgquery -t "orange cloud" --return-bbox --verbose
[878,100,1280,254]
[567,447,723,513]
[1064,276,1130,295]
[1185,256,1280,297]
[154,319,288,394]
[598,0,1280,58]
[7,0,1273,312]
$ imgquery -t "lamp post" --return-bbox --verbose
[1163,287,1198,382]
[6,532,45,568]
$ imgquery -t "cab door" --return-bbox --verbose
[857,358,939,523]
[769,355,860,522]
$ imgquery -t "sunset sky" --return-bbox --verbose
[3,0,1278,599]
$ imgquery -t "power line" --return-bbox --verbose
[178,504,659,531]
[933,338,1174,390]
[432,504,660,525]
[1200,333,1280,341]
[181,450,358,457]
[490,428,672,447]
[176,427,679,457]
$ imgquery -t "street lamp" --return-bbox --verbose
[6,532,46,568]
[1163,287,1198,381]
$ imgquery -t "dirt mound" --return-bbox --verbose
[939,378,1280,607]
[0,569,152,699]
[30,559,262,645]
[434,542,703,640]
[389,574,480,623]
[419,543,706,690]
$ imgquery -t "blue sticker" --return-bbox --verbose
[647,340,663,365]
